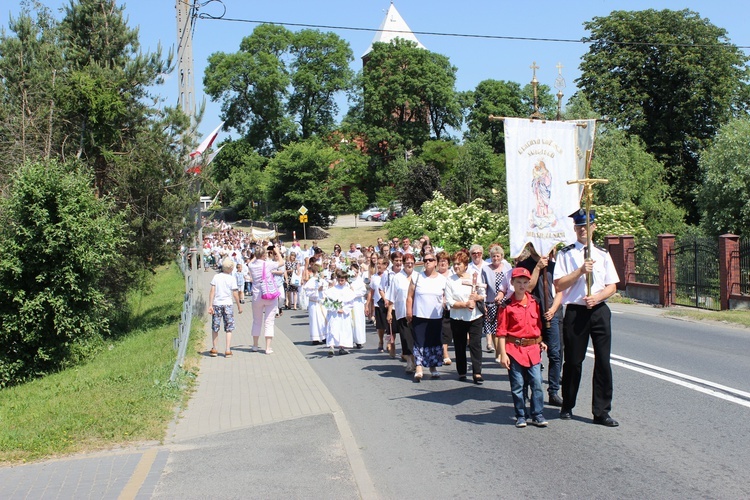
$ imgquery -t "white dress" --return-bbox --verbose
[323,284,355,349]
[350,276,368,345]
[303,277,327,342]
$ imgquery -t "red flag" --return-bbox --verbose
[189,122,224,158]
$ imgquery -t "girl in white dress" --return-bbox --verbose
[323,269,356,356]
[349,263,368,348]
[302,264,327,345]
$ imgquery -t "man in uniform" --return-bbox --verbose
[553,209,620,427]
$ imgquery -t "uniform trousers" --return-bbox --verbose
[561,302,613,418]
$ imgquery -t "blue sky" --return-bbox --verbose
[3,0,749,143]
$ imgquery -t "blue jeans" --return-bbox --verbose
[543,311,562,394]
[508,357,544,419]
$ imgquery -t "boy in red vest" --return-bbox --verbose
[497,267,548,428]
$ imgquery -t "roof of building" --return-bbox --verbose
[361,2,426,59]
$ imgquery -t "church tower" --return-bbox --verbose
[362,2,426,67]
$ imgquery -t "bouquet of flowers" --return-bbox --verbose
[346,268,356,283]
[322,297,343,312]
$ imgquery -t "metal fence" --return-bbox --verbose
[668,236,720,311]
[630,241,659,285]
[170,252,196,382]
[738,238,750,296]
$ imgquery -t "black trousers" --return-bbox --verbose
[561,303,613,417]
[451,317,484,377]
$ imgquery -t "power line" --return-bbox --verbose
[198,16,750,50]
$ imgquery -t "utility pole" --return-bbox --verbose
[176,0,199,287]
[176,0,196,118]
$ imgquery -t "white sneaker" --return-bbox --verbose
[251,346,259,352]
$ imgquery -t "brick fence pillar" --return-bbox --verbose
[657,234,675,306]
[621,235,635,288]
[719,234,739,311]
[605,236,625,290]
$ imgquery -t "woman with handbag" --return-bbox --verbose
[248,245,285,354]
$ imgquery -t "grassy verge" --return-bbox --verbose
[0,263,202,464]
[319,224,389,253]
[663,308,750,328]
[237,215,389,254]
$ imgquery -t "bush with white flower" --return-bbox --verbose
[386,192,509,253]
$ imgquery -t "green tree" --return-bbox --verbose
[562,92,599,120]
[204,24,353,153]
[54,0,190,271]
[204,24,293,153]
[442,139,505,207]
[397,160,441,214]
[591,128,685,236]
[265,139,345,228]
[0,2,63,171]
[0,160,127,387]
[289,30,354,139]
[697,118,750,236]
[419,139,459,176]
[578,9,750,220]
[359,38,461,149]
[464,79,525,154]
[210,139,268,219]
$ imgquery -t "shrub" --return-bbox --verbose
[0,160,127,387]
[386,192,509,253]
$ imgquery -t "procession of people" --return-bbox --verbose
[203,207,620,428]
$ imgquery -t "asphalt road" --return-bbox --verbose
[276,303,750,499]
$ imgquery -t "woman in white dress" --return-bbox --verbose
[302,264,327,345]
[323,269,356,356]
[349,263,368,348]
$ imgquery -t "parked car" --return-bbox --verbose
[359,207,386,221]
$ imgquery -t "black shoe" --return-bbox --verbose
[312,340,321,346]
[327,350,334,358]
[473,375,484,385]
[355,344,363,349]
[593,414,619,427]
[458,375,467,381]
[559,409,573,420]
[338,348,350,355]
[548,393,564,407]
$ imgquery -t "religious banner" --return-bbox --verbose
[572,119,597,198]
[251,228,277,240]
[504,117,580,258]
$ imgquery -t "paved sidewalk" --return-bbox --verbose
[0,267,375,499]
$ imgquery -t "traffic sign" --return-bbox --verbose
[298,205,308,215]
[299,214,308,223]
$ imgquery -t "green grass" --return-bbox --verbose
[0,263,202,464]
[238,216,389,254]
[664,308,750,328]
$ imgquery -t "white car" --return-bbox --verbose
[359,207,386,221]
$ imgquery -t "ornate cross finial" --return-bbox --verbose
[530,61,539,83]
[567,166,609,296]
[556,62,564,75]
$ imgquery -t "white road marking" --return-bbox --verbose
[586,349,750,409]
